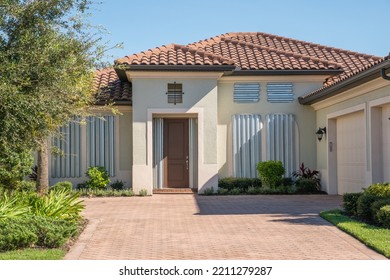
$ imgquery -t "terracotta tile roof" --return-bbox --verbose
[93,68,131,104]
[115,44,235,66]
[94,32,384,104]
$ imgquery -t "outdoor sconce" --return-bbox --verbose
[316,127,326,141]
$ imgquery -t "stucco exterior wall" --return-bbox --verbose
[217,76,324,178]
[48,108,133,189]
[314,78,390,194]
[130,72,222,194]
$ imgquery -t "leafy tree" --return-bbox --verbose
[0,0,107,193]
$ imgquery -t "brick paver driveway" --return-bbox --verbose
[65,194,386,260]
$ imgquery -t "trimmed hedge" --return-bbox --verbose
[0,216,79,252]
[343,192,363,216]
[218,177,261,192]
[356,194,380,221]
[365,182,390,198]
[377,205,390,228]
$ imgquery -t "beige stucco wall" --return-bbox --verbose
[217,76,325,178]
[314,78,390,194]
[48,108,133,188]
[130,71,222,194]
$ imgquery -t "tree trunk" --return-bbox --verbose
[37,138,49,195]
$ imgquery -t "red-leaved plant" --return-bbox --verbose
[292,163,321,190]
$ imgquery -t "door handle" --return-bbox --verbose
[186,156,189,170]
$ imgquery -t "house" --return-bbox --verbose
[48,32,390,195]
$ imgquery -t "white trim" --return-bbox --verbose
[369,95,390,108]
[219,75,328,83]
[312,78,389,111]
[327,103,366,119]
[128,71,224,80]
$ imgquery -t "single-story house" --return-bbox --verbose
[48,32,390,195]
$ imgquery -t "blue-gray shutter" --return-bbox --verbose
[234,83,260,103]
[153,118,164,189]
[267,82,294,103]
[266,113,299,176]
[51,118,81,178]
[232,114,262,178]
[87,116,116,176]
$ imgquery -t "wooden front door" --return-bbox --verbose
[164,119,189,188]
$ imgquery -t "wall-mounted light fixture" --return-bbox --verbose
[316,127,326,141]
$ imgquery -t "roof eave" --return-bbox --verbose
[115,64,237,72]
[229,69,343,76]
[299,60,390,105]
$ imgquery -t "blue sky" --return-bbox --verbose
[89,0,390,62]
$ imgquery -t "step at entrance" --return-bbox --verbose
[153,188,198,194]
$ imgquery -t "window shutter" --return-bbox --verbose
[234,83,260,103]
[87,116,116,176]
[51,117,81,178]
[266,113,299,176]
[267,82,294,103]
[232,114,262,178]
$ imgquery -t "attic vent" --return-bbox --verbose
[234,83,260,102]
[167,83,183,105]
[267,82,294,103]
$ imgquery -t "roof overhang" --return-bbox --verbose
[228,69,343,76]
[299,60,390,105]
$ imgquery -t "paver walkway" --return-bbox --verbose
[65,194,387,260]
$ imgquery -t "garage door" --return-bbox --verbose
[337,111,366,194]
[383,105,390,182]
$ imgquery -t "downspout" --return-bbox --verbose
[381,67,390,80]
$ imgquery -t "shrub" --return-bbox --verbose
[85,166,110,190]
[217,188,229,195]
[76,182,88,190]
[138,189,148,196]
[364,183,390,198]
[202,187,214,195]
[229,187,241,195]
[50,181,73,192]
[376,205,390,228]
[356,194,380,221]
[110,180,125,190]
[120,189,135,197]
[257,161,285,189]
[371,199,390,224]
[278,177,294,187]
[16,181,36,193]
[29,189,84,221]
[292,162,321,190]
[343,192,363,216]
[0,193,30,219]
[247,186,261,195]
[0,218,37,251]
[218,177,261,192]
[295,178,319,193]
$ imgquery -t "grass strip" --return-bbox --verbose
[0,248,65,260]
[320,209,390,258]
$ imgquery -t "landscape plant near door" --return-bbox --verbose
[257,160,285,189]
[85,166,110,190]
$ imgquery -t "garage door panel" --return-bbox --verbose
[337,111,365,194]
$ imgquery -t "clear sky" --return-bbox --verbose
[89,0,390,62]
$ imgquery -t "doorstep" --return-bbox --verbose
[153,188,198,194]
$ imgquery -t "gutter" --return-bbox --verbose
[299,59,390,105]
[115,64,237,72]
[228,69,343,76]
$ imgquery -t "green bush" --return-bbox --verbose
[229,187,241,195]
[295,178,319,193]
[218,177,261,192]
[356,194,380,221]
[278,177,294,187]
[257,161,285,189]
[110,180,125,190]
[16,181,36,193]
[85,166,110,190]
[50,181,73,192]
[202,187,214,195]
[364,183,390,198]
[0,193,30,219]
[0,216,80,251]
[0,218,37,251]
[29,189,84,221]
[376,205,390,228]
[343,192,363,216]
[217,188,229,195]
[371,199,390,224]
[138,189,148,196]
[247,186,261,195]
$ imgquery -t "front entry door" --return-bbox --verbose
[164,119,189,188]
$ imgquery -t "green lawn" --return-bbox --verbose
[0,248,65,260]
[320,209,390,258]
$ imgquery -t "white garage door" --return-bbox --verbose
[383,104,390,182]
[337,111,366,194]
